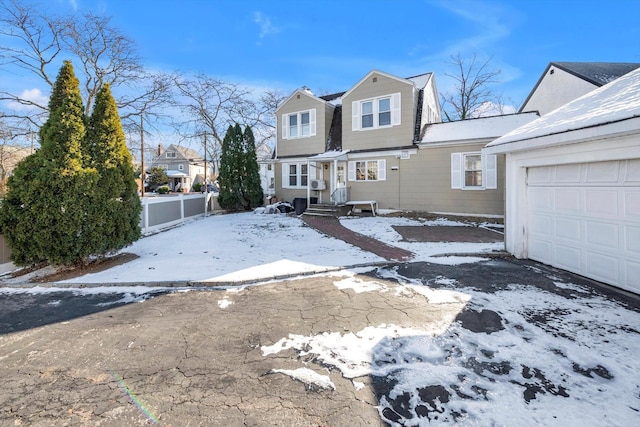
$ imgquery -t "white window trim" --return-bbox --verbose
[352,93,401,131]
[347,160,387,182]
[281,109,316,140]
[281,162,310,188]
[451,152,497,190]
[166,152,176,158]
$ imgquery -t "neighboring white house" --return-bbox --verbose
[520,62,640,116]
[257,144,275,200]
[485,67,640,294]
[148,144,212,192]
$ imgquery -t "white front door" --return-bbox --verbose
[526,159,640,293]
[332,162,347,204]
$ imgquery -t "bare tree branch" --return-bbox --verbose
[440,52,502,121]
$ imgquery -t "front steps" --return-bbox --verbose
[302,203,349,217]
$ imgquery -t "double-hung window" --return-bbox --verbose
[283,162,309,188]
[347,160,386,182]
[352,93,400,131]
[451,152,497,190]
[282,109,316,139]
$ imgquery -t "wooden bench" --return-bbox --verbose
[345,200,378,216]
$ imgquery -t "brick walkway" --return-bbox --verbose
[302,215,414,262]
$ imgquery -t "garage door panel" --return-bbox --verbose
[555,244,582,272]
[527,160,640,293]
[554,189,581,213]
[555,163,582,183]
[627,261,640,289]
[530,214,553,236]
[625,159,640,182]
[528,166,553,184]
[555,217,581,241]
[585,189,619,218]
[586,161,620,183]
[529,239,553,265]
[585,221,619,249]
[585,251,619,284]
[625,191,640,218]
[626,225,640,253]
[528,187,553,210]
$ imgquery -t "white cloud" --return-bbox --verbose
[253,12,281,40]
[4,88,49,111]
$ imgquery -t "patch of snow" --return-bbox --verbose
[217,297,233,309]
[340,216,503,264]
[271,368,335,391]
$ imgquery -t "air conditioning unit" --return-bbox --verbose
[310,179,326,190]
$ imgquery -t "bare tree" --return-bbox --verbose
[173,74,254,174]
[0,0,172,148]
[64,12,143,114]
[440,52,502,121]
[234,89,287,151]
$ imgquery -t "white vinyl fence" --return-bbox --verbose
[140,193,219,234]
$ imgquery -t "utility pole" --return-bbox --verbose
[140,115,145,197]
[203,132,208,216]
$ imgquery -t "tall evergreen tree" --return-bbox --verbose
[0,60,98,265]
[217,124,242,210]
[85,83,141,254]
[240,126,263,209]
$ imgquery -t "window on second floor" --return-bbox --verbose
[352,93,400,131]
[166,152,176,158]
[282,109,316,139]
[178,164,184,171]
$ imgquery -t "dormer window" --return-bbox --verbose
[352,93,400,131]
[282,109,316,139]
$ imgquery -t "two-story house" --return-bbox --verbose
[275,70,441,210]
[274,69,537,216]
[148,144,211,192]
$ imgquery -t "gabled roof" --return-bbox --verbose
[486,67,640,153]
[170,144,204,162]
[276,88,336,112]
[341,69,426,100]
[519,62,640,113]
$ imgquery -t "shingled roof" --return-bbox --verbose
[552,62,640,86]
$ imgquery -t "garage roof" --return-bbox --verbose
[485,67,640,153]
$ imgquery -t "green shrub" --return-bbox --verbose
[193,182,202,192]
[157,185,170,194]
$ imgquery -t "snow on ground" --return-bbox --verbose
[2,212,500,285]
[261,268,640,426]
[59,212,385,284]
[1,212,638,425]
[339,215,504,264]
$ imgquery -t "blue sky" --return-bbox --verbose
[5,0,640,112]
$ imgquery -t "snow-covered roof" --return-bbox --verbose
[419,112,539,144]
[486,67,640,153]
[307,150,350,160]
[406,72,432,89]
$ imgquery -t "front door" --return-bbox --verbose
[332,162,347,204]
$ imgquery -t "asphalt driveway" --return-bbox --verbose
[1,257,639,426]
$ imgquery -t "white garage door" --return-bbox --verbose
[527,159,640,293]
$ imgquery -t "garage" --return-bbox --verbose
[484,67,640,294]
[526,160,640,291]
